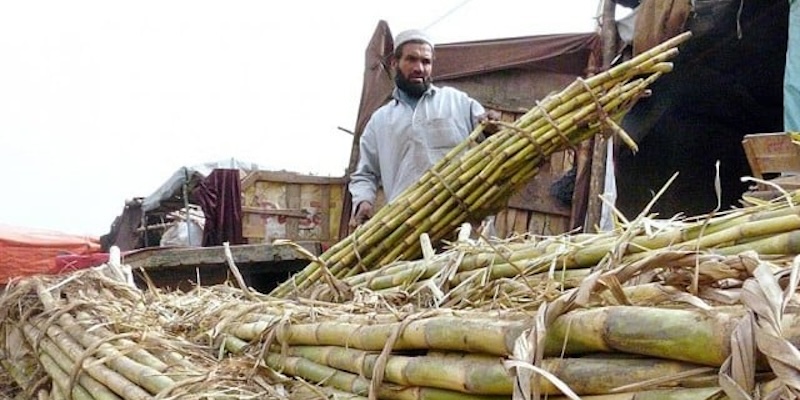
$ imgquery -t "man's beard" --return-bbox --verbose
[395,68,431,98]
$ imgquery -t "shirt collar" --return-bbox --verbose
[392,84,439,106]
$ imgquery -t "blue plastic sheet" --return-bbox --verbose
[786,0,800,130]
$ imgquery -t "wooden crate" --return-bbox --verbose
[240,171,345,246]
[742,132,800,189]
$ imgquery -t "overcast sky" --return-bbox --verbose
[0,0,605,237]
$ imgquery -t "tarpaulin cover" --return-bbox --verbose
[0,224,101,284]
[142,158,263,213]
[191,169,245,246]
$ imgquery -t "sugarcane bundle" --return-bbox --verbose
[292,187,800,308]
[230,254,800,397]
[3,240,800,399]
[244,254,800,398]
[269,31,694,299]
[233,193,800,398]
[0,265,295,399]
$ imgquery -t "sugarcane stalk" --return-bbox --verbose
[74,312,171,374]
[73,311,201,376]
[542,306,782,368]
[34,282,176,396]
[284,345,512,395]
[371,83,630,265]
[334,84,606,278]
[716,229,800,256]
[545,387,722,400]
[37,352,94,400]
[21,322,124,400]
[27,319,153,400]
[272,346,715,397]
[674,214,800,250]
[264,352,508,400]
[55,385,70,400]
[324,83,600,280]
[230,316,525,357]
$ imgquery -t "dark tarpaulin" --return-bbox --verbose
[191,169,245,247]
[433,33,599,81]
[339,21,599,237]
[340,20,395,237]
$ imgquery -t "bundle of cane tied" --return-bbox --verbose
[270,32,694,299]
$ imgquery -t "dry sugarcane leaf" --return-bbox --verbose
[717,311,757,399]
[783,255,800,316]
[699,287,742,305]
[741,262,800,394]
[743,266,783,332]
[697,258,748,282]
[503,359,580,400]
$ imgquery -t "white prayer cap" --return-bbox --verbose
[393,29,434,52]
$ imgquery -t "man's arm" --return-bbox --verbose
[348,125,381,226]
[468,97,501,138]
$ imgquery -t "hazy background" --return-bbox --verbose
[0,0,606,236]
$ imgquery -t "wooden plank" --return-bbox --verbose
[506,146,572,217]
[320,184,331,241]
[742,132,800,191]
[546,215,570,236]
[494,209,509,238]
[513,210,529,235]
[527,213,547,236]
[241,170,345,188]
[286,184,301,239]
[241,206,307,218]
[527,212,570,237]
[742,133,800,178]
[123,242,321,270]
[507,172,571,216]
[503,209,516,238]
[742,137,764,178]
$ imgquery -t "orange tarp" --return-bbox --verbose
[0,224,101,284]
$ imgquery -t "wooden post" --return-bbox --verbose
[584,0,618,232]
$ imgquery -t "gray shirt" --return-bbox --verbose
[349,85,485,212]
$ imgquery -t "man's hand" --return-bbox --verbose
[349,201,374,228]
[478,109,502,136]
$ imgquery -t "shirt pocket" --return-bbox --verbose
[423,118,463,150]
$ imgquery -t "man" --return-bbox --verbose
[348,29,497,228]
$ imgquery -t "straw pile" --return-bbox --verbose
[4,189,800,398]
